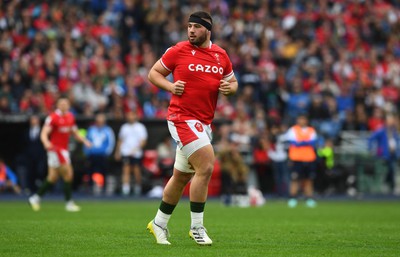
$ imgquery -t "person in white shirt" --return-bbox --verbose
[115,111,148,196]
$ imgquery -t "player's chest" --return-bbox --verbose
[54,117,74,133]
[175,51,225,79]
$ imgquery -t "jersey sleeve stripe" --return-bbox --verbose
[223,71,234,81]
[160,59,172,72]
[44,116,52,125]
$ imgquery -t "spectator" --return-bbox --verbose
[354,103,369,131]
[84,113,115,195]
[230,107,254,153]
[0,157,21,194]
[253,137,272,195]
[219,142,249,204]
[114,111,148,196]
[368,107,385,131]
[156,135,176,179]
[286,114,318,208]
[316,138,345,195]
[285,78,310,123]
[17,115,46,193]
[368,114,400,194]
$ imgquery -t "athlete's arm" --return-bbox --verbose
[219,75,238,96]
[40,124,53,150]
[114,139,122,160]
[140,139,147,150]
[148,60,186,96]
[72,128,92,148]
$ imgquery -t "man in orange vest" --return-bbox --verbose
[286,114,318,208]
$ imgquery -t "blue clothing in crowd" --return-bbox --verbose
[0,164,18,185]
[368,127,400,160]
[287,93,310,120]
[84,125,115,156]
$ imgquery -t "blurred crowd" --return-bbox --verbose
[1,0,400,196]
[1,0,400,133]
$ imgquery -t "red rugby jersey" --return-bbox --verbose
[44,110,77,150]
[160,41,234,125]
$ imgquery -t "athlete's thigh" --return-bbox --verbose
[168,120,213,173]
[172,168,193,184]
[188,144,215,172]
[47,167,59,182]
[59,164,74,181]
[168,120,212,157]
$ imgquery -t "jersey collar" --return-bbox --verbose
[193,40,212,49]
[55,109,67,116]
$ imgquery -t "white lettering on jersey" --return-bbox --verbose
[188,64,224,75]
[59,126,71,133]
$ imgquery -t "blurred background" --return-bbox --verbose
[0,0,400,199]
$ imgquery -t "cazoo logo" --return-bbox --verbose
[188,64,223,75]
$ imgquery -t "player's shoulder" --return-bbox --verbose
[44,111,58,126]
[210,43,228,55]
[49,111,59,118]
[175,41,192,49]
[47,111,59,121]
[165,41,190,53]
[65,111,76,121]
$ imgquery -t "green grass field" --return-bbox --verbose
[1,199,399,257]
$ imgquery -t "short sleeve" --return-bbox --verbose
[71,115,78,131]
[285,128,296,142]
[44,115,55,128]
[222,52,234,81]
[310,128,317,141]
[140,124,148,140]
[160,45,179,72]
[118,125,126,140]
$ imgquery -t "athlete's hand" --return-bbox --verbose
[219,80,235,96]
[43,141,53,151]
[170,80,186,95]
[83,139,92,148]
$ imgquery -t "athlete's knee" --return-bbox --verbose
[47,176,57,183]
[47,169,58,182]
[195,161,214,178]
[61,166,74,182]
[171,169,191,184]
[62,174,73,182]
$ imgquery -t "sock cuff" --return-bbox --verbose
[190,201,205,213]
[159,200,176,215]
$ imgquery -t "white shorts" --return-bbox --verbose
[168,120,212,173]
[47,149,71,168]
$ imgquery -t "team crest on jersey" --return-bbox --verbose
[214,53,220,64]
[194,122,204,132]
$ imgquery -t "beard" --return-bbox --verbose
[188,32,208,46]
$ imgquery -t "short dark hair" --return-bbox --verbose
[190,11,213,24]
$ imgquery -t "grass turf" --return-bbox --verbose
[0,199,399,257]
